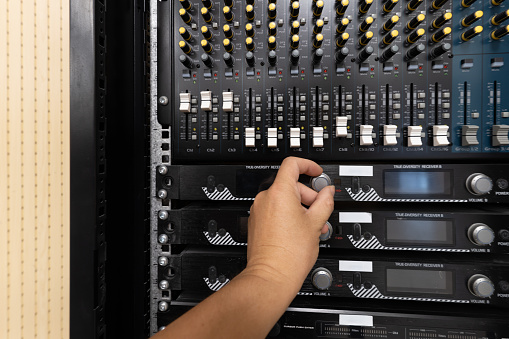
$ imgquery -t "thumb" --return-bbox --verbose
[307,186,334,229]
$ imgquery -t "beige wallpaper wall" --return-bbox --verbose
[0,0,70,338]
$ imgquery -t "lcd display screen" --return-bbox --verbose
[386,269,454,295]
[384,171,452,195]
[236,170,277,197]
[386,219,454,246]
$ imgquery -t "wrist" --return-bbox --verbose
[241,261,304,297]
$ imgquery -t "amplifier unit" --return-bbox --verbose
[156,163,509,203]
[156,300,509,339]
[161,248,509,307]
[158,205,509,253]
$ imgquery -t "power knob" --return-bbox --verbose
[320,222,333,241]
[468,274,495,298]
[466,173,493,195]
[312,268,333,290]
[468,223,495,246]
[311,173,331,192]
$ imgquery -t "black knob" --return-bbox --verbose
[245,37,255,51]
[462,0,477,8]
[359,16,375,33]
[246,0,254,4]
[314,19,325,35]
[383,15,399,31]
[201,26,213,40]
[461,26,483,41]
[336,0,349,16]
[246,5,255,21]
[406,28,425,44]
[337,17,350,34]
[359,0,373,15]
[405,43,425,60]
[430,0,449,11]
[291,20,300,35]
[407,13,426,30]
[223,6,234,22]
[491,25,509,40]
[179,8,192,24]
[268,3,277,20]
[202,0,213,9]
[359,31,374,46]
[313,34,324,49]
[201,39,214,54]
[380,29,399,46]
[357,46,374,63]
[225,0,233,7]
[179,0,193,10]
[336,33,349,48]
[179,26,193,41]
[268,21,277,36]
[462,10,483,27]
[201,53,214,68]
[179,54,194,68]
[290,2,300,18]
[223,24,234,39]
[246,23,255,37]
[179,40,193,54]
[268,50,277,66]
[223,52,235,67]
[407,0,423,11]
[335,47,349,63]
[499,229,509,241]
[290,34,300,49]
[313,0,324,17]
[268,36,277,50]
[201,7,213,23]
[290,50,300,65]
[246,51,256,66]
[429,43,451,59]
[380,45,399,62]
[313,48,324,64]
[383,0,398,13]
[491,10,509,25]
[432,12,453,29]
[430,27,452,43]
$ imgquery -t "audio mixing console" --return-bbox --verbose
[150,0,509,336]
[158,0,509,162]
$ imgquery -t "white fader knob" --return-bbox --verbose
[468,223,495,246]
[468,274,495,298]
[312,268,333,290]
[466,173,493,195]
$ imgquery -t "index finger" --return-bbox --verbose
[274,157,323,186]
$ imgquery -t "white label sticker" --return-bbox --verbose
[339,260,373,272]
[339,166,374,177]
[338,212,373,223]
[339,315,374,327]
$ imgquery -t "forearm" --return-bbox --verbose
[155,267,299,339]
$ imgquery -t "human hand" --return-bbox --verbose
[244,157,335,293]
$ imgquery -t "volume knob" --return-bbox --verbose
[468,274,495,298]
[319,222,333,241]
[311,173,331,192]
[312,268,333,290]
[466,173,493,195]
[468,223,495,246]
